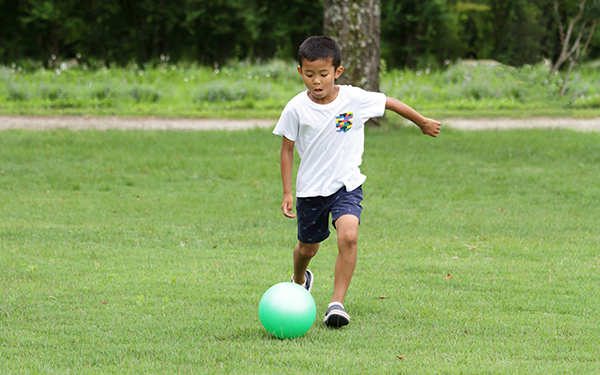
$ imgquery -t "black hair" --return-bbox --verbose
[298,36,342,69]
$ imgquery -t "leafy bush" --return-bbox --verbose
[381,61,600,112]
[92,85,115,100]
[6,83,28,101]
[129,86,161,103]
[0,58,598,117]
[196,83,260,103]
[39,85,69,101]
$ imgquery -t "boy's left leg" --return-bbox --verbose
[331,214,359,304]
[323,186,363,328]
[323,214,358,328]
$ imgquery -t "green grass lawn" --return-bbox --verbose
[1,122,600,374]
[2,59,600,119]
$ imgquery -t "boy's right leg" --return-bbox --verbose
[293,241,319,286]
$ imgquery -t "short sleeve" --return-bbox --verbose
[358,89,386,122]
[273,103,299,141]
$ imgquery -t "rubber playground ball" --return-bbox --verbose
[258,282,316,339]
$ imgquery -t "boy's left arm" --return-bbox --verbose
[385,97,441,137]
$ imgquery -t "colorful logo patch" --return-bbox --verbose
[336,112,353,132]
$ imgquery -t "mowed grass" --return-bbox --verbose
[1,122,600,374]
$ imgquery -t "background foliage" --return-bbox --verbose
[0,0,322,66]
[2,59,599,118]
[1,0,599,69]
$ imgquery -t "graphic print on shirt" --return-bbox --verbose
[335,112,354,133]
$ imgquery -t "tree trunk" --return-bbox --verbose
[550,0,598,75]
[558,19,596,96]
[560,59,576,96]
[323,0,381,94]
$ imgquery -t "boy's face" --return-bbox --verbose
[297,58,344,104]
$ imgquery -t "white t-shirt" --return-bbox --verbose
[273,85,386,198]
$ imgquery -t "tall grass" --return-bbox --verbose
[0,59,302,118]
[1,59,599,118]
[382,61,600,114]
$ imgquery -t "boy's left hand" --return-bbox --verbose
[419,118,441,137]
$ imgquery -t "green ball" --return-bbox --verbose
[259,282,316,339]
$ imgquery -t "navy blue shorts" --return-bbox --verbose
[296,186,363,244]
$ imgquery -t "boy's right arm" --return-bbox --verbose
[280,136,296,218]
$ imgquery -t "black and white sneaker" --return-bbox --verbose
[323,302,350,328]
[291,269,314,293]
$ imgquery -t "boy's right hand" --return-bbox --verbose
[281,193,296,218]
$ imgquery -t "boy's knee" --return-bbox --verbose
[296,242,319,258]
[338,229,358,248]
[337,226,358,246]
[335,215,359,247]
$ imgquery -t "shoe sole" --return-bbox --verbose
[323,310,350,328]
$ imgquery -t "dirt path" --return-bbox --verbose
[442,117,600,132]
[1,115,599,132]
[0,115,275,131]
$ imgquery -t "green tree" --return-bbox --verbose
[3,0,597,69]
[381,0,464,68]
[1,0,323,65]
[453,1,492,60]
[0,0,28,61]
[486,0,546,65]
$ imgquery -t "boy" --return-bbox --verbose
[273,36,440,328]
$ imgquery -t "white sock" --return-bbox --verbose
[328,302,344,309]
[292,274,307,287]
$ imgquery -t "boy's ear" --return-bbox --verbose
[335,66,344,79]
[297,66,303,76]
